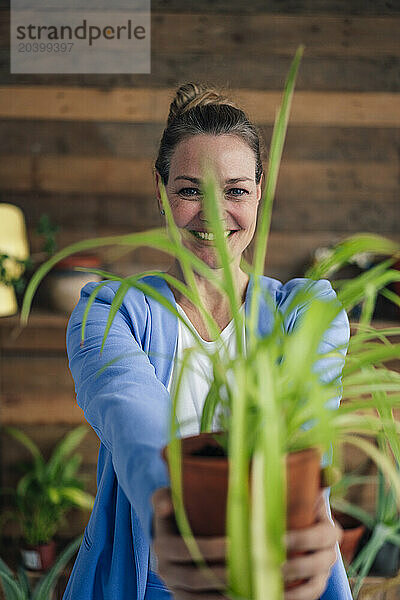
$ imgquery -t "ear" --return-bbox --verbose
[256,172,264,203]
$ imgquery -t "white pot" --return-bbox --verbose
[47,271,102,314]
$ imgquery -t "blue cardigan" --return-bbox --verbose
[63,273,353,600]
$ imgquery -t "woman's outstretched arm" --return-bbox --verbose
[66,280,172,546]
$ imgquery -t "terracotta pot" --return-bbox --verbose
[332,510,366,566]
[45,253,102,313]
[20,539,56,571]
[162,432,321,588]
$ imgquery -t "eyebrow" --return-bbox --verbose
[174,176,253,184]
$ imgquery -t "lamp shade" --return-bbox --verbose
[0,203,29,259]
[0,203,30,316]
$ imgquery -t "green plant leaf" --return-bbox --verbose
[16,567,30,598]
[3,428,45,481]
[330,497,374,529]
[16,470,44,514]
[46,425,88,480]
[58,487,94,510]
[32,535,83,600]
[0,558,25,600]
[248,44,304,358]
[61,453,83,481]
[305,233,400,280]
[3,427,44,462]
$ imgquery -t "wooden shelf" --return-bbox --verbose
[0,310,69,351]
[0,309,69,328]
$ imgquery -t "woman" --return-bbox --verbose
[63,83,352,600]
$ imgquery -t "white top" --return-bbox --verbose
[167,302,246,437]
[150,302,246,572]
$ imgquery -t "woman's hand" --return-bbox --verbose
[282,491,343,600]
[151,488,342,600]
[151,487,228,599]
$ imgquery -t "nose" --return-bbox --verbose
[198,208,207,222]
[198,192,228,222]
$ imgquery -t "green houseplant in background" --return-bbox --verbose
[306,234,400,596]
[329,468,369,567]
[332,466,400,594]
[19,45,400,600]
[0,534,82,600]
[34,214,102,314]
[0,425,94,572]
[330,437,400,595]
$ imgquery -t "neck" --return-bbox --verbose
[165,260,250,314]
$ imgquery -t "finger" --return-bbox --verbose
[315,490,343,541]
[285,495,341,553]
[332,519,343,545]
[284,573,330,600]
[315,491,343,545]
[152,487,174,518]
[282,548,337,582]
[156,535,226,564]
[314,490,328,519]
[157,560,227,592]
[285,521,340,553]
[173,589,230,600]
[151,487,181,537]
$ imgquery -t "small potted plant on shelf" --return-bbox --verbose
[305,237,400,598]
[0,425,94,572]
[329,463,372,567]
[0,534,82,600]
[35,214,103,314]
[19,46,400,600]
[331,455,400,596]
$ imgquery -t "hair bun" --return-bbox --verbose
[167,82,239,125]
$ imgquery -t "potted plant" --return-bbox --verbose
[35,214,103,314]
[0,212,101,315]
[329,466,372,567]
[0,534,82,599]
[0,425,94,572]
[309,244,400,322]
[18,46,400,600]
[159,243,400,598]
[330,455,400,596]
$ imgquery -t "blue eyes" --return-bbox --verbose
[178,187,249,199]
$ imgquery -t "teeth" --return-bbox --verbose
[190,230,232,240]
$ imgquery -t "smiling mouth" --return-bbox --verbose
[189,230,238,241]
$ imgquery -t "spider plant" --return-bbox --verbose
[0,425,94,547]
[330,416,400,597]
[19,44,400,600]
[0,535,82,600]
[306,225,400,598]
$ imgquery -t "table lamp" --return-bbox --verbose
[0,203,30,316]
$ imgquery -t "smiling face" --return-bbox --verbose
[155,134,263,270]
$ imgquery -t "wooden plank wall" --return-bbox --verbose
[0,2,399,281]
[1,1,400,543]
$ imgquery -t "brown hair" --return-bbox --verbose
[154,82,266,186]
